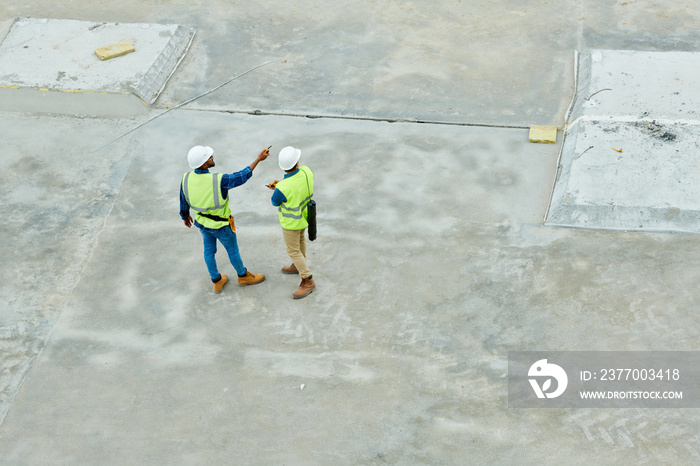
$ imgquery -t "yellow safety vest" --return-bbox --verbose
[182,171,231,229]
[276,166,314,230]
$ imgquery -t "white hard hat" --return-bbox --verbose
[187,145,214,169]
[278,146,301,170]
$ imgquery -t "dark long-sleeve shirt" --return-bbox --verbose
[270,168,300,207]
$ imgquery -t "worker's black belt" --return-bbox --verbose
[199,213,229,222]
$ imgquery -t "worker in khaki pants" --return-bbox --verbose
[270,146,315,299]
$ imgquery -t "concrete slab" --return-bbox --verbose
[3,107,700,464]
[0,109,561,464]
[0,17,194,108]
[546,50,700,233]
[0,86,149,117]
[2,0,700,464]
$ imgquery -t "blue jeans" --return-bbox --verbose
[199,225,247,280]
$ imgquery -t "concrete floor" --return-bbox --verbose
[1,1,700,464]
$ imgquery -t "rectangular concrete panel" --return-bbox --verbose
[545,50,700,233]
[0,18,194,105]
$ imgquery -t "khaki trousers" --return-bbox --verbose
[282,228,311,278]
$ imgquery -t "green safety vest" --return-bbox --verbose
[276,166,314,230]
[182,171,231,229]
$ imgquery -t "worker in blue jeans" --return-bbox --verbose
[180,145,268,293]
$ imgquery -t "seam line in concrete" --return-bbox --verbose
[189,108,531,130]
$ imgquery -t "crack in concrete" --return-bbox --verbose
[209,108,531,130]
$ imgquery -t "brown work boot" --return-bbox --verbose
[213,274,228,294]
[281,263,299,274]
[292,276,315,299]
[238,270,265,286]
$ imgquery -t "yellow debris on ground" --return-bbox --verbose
[94,42,135,61]
[529,125,558,144]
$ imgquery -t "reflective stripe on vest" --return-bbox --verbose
[276,166,314,230]
[182,171,230,229]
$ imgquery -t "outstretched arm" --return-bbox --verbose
[221,148,272,191]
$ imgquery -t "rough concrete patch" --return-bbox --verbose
[546,49,700,233]
[0,18,195,105]
[643,120,677,142]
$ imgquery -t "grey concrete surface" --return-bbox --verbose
[547,49,700,233]
[1,1,700,465]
